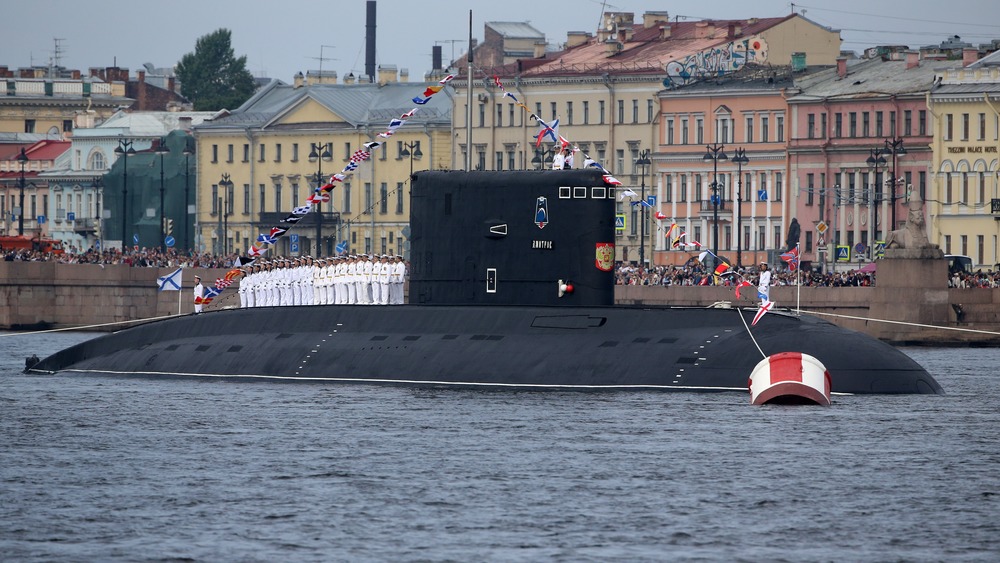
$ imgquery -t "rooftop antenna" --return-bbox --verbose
[308,44,338,81]
[435,39,463,68]
[50,37,66,73]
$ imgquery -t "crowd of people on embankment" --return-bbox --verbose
[615,262,1000,289]
[2,247,245,269]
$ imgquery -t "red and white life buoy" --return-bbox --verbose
[748,352,832,406]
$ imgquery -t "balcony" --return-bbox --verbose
[72,218,97,234]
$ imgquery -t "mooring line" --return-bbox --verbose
[736,308,767,359]
[799,309,1000,337]
[0,314,185,337]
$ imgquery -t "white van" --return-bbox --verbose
[944,254,973,274]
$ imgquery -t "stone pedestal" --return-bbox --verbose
[869,248,948,343]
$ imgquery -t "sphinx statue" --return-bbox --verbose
[884,189,942,259]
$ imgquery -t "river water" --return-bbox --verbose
[1,331,999,561]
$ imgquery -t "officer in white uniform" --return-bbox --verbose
[346,255,358,304]
[377,255,391,305]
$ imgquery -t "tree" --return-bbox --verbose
[175,29,256,111]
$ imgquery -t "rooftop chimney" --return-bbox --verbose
[660,25,672,40]
[963,47,979,67]
[905,50,920,70]
[566,31,591,48]
[377,65,397,85]
[836,57,848,79]
[432,45,442,70]
[365,0,376,82]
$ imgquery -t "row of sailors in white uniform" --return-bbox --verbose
[238,254,406,307]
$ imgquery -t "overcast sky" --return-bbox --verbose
[4,0,997,83]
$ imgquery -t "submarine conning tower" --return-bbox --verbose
[409,169,616,307]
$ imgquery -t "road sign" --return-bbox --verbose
[133,234,139,245]
[646,195,656,208]
[165,236,175,248]
[818,236,826,247]
[854,243,866,255]
[615,214,626,231]
[37,215,46,224]
[67,212,76,221]
[836,245,850,262]
[875,241,885,259]
[816,221,828,234]
[290,234,299,243]
[758,189,768,201]
[290,242,300,255]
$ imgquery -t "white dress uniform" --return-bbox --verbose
[347,259,358,304]
[362,258,374,304]
[325,261,335,305]
[378,258,391,305]
[391,259,406,304]
[245,270,256,308]
[238,271,248,308]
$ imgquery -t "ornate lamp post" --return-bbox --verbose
[400,141,423,182]
[635,149,651,268]
[703,144,728,265]
[884,137,906,230]
[731,148,750,269]
[113,138,136,248]
[867,147,887,245]
[155,138,170,252]
[308,142,332,257]
[15,148,28,236]
[531,147,554,170]
[218,173,234,255]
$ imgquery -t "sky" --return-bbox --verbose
[3,0,998,83]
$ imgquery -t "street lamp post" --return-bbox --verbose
[91,175,103,248]
[16,148,28,236]
[731,148,750,269]
[218,173,234,255]
[866,147,887,247]
[155,138,170,253]
[308,142,332,257]
[182,141,194,252]
[884,137,906,230]
[703,144,728,266]
[531,147,554,170]
[400,141,423,183]
[635,149,651,268]
[113,139,136,249]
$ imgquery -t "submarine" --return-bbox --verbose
[29,169,942,395]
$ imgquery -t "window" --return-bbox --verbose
[89,151,105,171]
[274,183,282,212]
[775,172,783,201]
[946,174,953,203]
[761,116,769,142]
[583,101,590,124]
[63,119,73,133]
[919,111,926,136]
[507,150,515,170]
[292,143,299,162]
[647,99,654,123]
[718,117,731,143]
[904,110,912,136]
[380,183,388,214]
[666,119,675,145]
[226,183,234,215]
[212,144,218,163]
[835,113,843,137]
[24,119,35,133]
[806,173,815,205]
[980,113,987,140]
[535,102,542,118]
[849,112,857,138]
[496,103,503,127]
[243,144,250,162]
[978,235,985,266]
[808,114,816,139]
[274,143,281,162]
[962,173,969,203]
[212,184,219,214]
[632,99,638,123]
[478,103,486,128]
[680,175,687,202]
[566,101,573,125]
[495,151,503,170]
[549,102,557,120]
[694,174,702,202]
[616,149,624,175]
[509,104,515,127]
[961,235,968,257]
[665,175,673,202]
[258,144,265,162]
[696,117,704,144]
[746,116,754,142]
[291,182,299,208]
[364,183,373,214]
[862,112,870,137]
[227,144,234,163]
[962,113,969,140]
[243,184,250,214]
[890,111,896,136]
[396,182,404,214]
[945,114,954,141]
[944,235,951,254]
[776,116,784,142]
[876,111,883,137]
[761,173,769,200]
[259,184,266,213]
[682,118,689,144]
[980,171,986,205]
[343,183,351,213]
[820,113,827,139]
[617,100,624,124]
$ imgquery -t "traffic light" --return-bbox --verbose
[164,218,173,236]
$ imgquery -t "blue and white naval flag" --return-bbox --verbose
[157,268,183,291]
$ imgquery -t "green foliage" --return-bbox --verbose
[175,29,256,111]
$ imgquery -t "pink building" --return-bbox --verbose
[786,53,954,271]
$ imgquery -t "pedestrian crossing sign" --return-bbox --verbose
[615,214,626,231]
[836,245,850,262]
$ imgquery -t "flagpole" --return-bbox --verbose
[178,275,183,315]
[795,242,801,316]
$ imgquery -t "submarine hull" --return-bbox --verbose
[29,305,942,395]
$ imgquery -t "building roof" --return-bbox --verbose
[194,80,453,132]
[483,15,797,78]
[81,110,216,136]
[486,22,544,39]
[967,49,1000,69]
[786,57,961,102]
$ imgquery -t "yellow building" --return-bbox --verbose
[191,75,452,258]
[451,11,841,263]
[927,50,1000,267]
[0,66,131,136]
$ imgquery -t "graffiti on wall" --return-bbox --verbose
[664,36,769,87]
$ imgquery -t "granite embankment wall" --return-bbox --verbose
[1,262,998,344]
